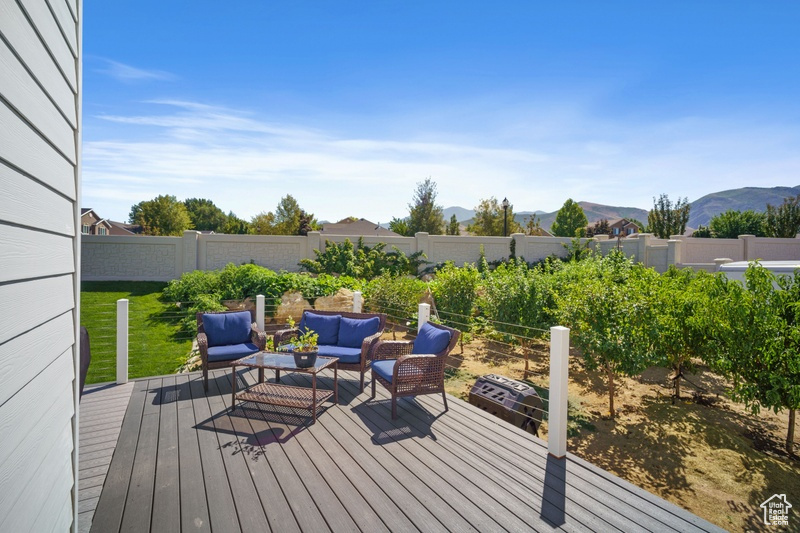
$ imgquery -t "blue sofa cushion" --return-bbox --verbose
[301,312,341,346]
[372,360,395,383]
[207,342,260,363]
[412,322,452,354]
[338,316,381,348]
[318,345,362,364]
[202,311,252,347]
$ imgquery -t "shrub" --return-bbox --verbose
[364,273,428,325]
[301,238,427,279]
[430,262,481,329]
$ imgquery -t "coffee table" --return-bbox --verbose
[230,352,338,424]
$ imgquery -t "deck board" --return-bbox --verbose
[83,369,724,533]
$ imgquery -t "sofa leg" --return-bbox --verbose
[360,372,365,394]
[370,375,376,399]
[203,368,209,392]
[442,390,448,412]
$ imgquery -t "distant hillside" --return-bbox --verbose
[443,206,475,222]
[688,185,800,228]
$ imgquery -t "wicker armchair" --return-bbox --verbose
[197,309,267,391]
[370,322,460,419]
[274,309,387,393]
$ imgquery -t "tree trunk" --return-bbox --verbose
[787,409,796,456]
[607,366,615,418]
[673,363,681,405]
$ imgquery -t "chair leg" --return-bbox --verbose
[371,374,376,399]
[391,396,398,419]
[442,390,449,412]
[360,371,365,394]
[203,367,209,391]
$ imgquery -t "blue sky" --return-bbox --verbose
[82,1,800,224]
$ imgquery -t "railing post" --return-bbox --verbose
[548,326,569,458]
[352,291,363,313]
[418,303,431,332]
[116,298,129,384]
[256,294,265,331]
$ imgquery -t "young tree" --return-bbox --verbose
[407,177,446,234]
[707,209,766,238]
[249,195,317,235]
[129,195,192,236]
[556,251,657,417]
[446,214,460,235]
[550,199,588,237]
[184,198,227,232]
[466,197,523,236]
[249,211,278,234]
[647,194,690,239]
[525,214,547,236]
[650,268,715,402]
[585,219,611,237]
[706,263,800,455]
[765,194,800,238]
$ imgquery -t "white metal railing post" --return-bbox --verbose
[116,298,129,384]
[352,291,363,313]
[548,326,570,458]
[256,294,265,331]
[418,303,431,332]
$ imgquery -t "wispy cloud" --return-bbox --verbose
[96,59,175,83]
[82,99,800,224]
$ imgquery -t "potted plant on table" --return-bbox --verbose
[290,328,319,368]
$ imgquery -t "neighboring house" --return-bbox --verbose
[608,218,640,237]
[321,218,400,237]
[0,1,81,531]
[81,208,140,235]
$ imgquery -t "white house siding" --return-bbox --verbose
[0,0,80,531]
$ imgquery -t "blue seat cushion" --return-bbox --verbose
[372,360,396,383]
[338,316,381,348]
[202,311,252,347]
[318,345,362,364]
[412,322,452,355]
[301,312,341,346]
[207,343,260,363]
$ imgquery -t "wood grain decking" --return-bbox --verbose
[80,368,724,532]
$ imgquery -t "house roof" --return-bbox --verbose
[321,218,400,237]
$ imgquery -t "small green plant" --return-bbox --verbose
[300,237,428,279]
[293,328,319,352]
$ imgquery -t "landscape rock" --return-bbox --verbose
[276,291,311,324]
[314,288,355,312]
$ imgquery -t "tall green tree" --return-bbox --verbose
[585,219,611,237]
[466,197,523,236]
[221,211,250,234]
[647,194,690,239]
[704,209,766,238]
[129,194,192,236]
[407,177,446,234]
[446,214,461,235]
[765,194,800,238]
[550,198,588,237]
[249,211,278,234]
[706,263,800,455]
[249,195,318,235]
[184,198,227,232]
[388,217,412,236]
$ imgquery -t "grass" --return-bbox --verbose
[81,281,193,384]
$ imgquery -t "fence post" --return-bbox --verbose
[353,291,363,313]
[418,303,431,332]
[256,294,265,331]
[117,299,129,384]
[548,326,569,458]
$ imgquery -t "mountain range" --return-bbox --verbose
[443,185,800,232]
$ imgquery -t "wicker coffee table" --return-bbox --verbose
[230,352,338,424]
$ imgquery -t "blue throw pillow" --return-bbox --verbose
[338,316,381,348]
[412,322,451,354]
[302,312,341,345]
[202,311,252,347]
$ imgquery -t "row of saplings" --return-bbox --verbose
[428,252,799,456]
[162,252,799,455]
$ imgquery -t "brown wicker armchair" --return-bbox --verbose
[370,322,460,419]
[197,309,267,391]
[274,309,387,393]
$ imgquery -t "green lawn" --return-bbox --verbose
[81,281,193,384]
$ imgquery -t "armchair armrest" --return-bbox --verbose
[371,339,413,361]
[274,327,300,348]
[361,331,384,357]
[197,332,209,364]
[250,322,267,350]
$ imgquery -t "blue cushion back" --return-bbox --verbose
[302,312,341,345]
[338,316,381,348]
[202,311,252,347]
[412,322,451,354]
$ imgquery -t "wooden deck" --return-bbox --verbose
[80,368,724,532]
